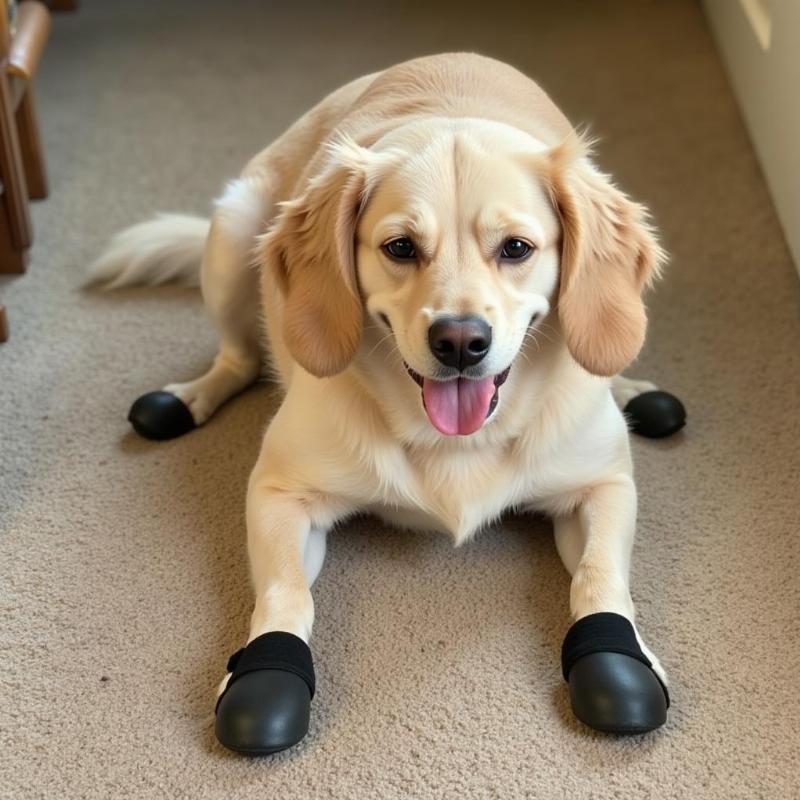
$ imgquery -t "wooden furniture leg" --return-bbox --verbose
[0,0,52,277]
[0,67,32,274]
[0,0,53,337]
[0,181,26,272]
[16,87,46,198]
[0,303,8,342]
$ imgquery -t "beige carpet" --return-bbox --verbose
[2,1,799,797]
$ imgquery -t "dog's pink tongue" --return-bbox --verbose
[422,376,496,435]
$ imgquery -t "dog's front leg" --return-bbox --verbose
[555,477,670,734]
[214,459,346,756]
[246,485,318,643]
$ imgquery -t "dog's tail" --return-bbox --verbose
[87,214,210,289]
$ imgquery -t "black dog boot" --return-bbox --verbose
[215,632,315,756]
[623,390,686,439]
[561,613,669,734]
[128,391,196,440]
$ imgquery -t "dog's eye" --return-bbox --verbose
[383,237,417,261]
[500,238,533,261]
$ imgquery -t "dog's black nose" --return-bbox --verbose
[428,315,492,370]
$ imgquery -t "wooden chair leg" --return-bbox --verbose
[0,71,31,274]
[0,186,27,273]
[0,304,8,342]
[16,88,47,200]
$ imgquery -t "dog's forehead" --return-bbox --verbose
[368,126,557,235]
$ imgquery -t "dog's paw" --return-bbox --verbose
[215,669,311,755]
[128,391,196,440]
[214,633,315,756]
[612,376,686,438]
[636,635,668,687]
[568,651,668,734]
[163,381,214,425]
[562,613,669,735]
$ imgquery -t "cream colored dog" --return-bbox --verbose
[93,52,676,753]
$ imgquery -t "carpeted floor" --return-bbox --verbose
[1,1,799,797]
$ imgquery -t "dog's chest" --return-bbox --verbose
[366,442,526,543]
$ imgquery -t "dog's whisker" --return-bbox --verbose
[519,341,536,365]
[522,328,542,353]
[533,321,557,345]
[365,329,398,360]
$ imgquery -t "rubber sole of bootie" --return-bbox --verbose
[624,390,686,439]
[568,651,668,734]
[128,391,196,441]
[215,669,311,755]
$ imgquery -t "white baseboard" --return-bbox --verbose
[704,0,800,275]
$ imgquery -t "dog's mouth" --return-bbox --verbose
[404,363,512,436]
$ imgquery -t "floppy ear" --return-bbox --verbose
[260,139,377,377]
[545,137,665,377]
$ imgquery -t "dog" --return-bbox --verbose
[92,52,684,754]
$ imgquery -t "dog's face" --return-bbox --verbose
[356,121,560,435]
[264,119,663,437]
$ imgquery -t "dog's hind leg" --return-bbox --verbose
[610,374,658,409]
[611,374,686,439]
[129,176,271,439]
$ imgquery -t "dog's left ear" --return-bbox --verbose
[260,138,387,378]
[543,137,666,377]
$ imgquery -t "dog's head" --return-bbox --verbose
[262,119,664,436]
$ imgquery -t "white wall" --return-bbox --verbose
[704,0,800,273]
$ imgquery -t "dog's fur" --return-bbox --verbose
[92,53,669,693]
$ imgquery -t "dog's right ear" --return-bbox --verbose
[260,138,392,378]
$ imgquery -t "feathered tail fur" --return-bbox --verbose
[87,214,210,289]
